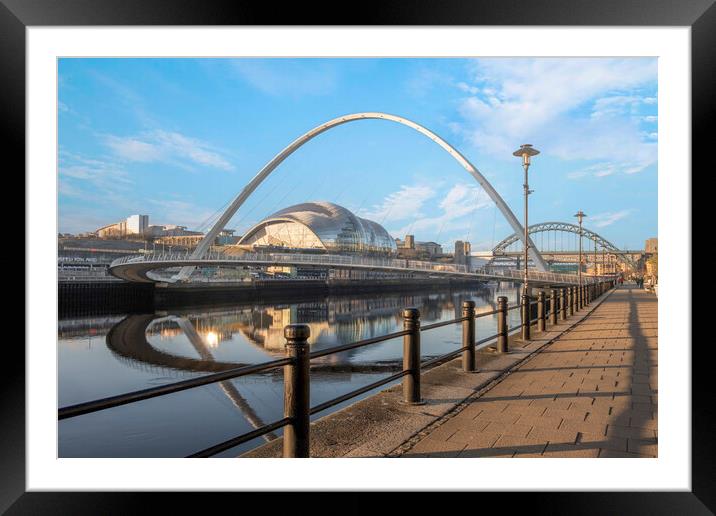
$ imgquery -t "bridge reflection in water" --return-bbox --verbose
[58,284,524,458]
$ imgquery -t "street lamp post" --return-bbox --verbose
[513,144,540,341]
[574,210,587,308]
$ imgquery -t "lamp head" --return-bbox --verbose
[513,144,540,166]
[574,210,587,225]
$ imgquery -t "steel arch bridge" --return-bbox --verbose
[175,111,549,281]
[491,221,637,268]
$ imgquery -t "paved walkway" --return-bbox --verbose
[401,285,658,458]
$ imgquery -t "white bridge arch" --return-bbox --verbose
[177,112,548,280]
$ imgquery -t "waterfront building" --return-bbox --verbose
[454,240,472,266]
[96,214,149,238]
[96,220,127,238]
[236,201,397,256]
[146,224,203,238]
[418,241,443,256]
[155,234,205,247]
[94,214,211,241]
[216,229,240,246]
[395,236,443,259]
[126,214,149,235]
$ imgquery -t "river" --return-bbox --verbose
[58,282,525,457]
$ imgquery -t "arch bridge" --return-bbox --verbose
[487,222,640,270]
[174,111,550,281]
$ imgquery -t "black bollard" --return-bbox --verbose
[402,308,423,404]
[462,301,476,372]
[283,324,311,458]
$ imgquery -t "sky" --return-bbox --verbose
[58,57,657,251]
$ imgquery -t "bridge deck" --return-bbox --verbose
[109,252,600,285]
[400,285,658,458]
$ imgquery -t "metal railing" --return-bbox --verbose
[58,279,616,457]
[109,251,607,286]
[58,268,122,282]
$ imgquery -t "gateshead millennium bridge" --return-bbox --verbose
[109,251,596,285]
[107,112,629,285]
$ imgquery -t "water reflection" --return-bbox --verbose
[59,283,523,457]
[128,288,506,368]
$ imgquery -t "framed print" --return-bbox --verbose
[6,0,709,512]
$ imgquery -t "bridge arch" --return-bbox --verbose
[492,221,636,268]
[177,112,548,279]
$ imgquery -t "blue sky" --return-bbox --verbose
[58,58,657,251]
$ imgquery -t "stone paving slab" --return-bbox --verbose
[242,286,619,458]
[399,285,657,458]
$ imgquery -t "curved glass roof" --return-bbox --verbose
[238,201,397,255]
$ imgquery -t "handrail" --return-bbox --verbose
[309,370,410,416]
[421,317,469,331]
[188,417,293,458]
[58,357,293,420]
[308,329,410,359]
[420,345,474,369]
[58,278,617,457]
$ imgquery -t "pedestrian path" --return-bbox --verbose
[401,285,658,458]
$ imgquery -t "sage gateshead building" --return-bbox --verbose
[237,201,398,256]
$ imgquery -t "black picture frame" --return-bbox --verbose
[6,0,707,512]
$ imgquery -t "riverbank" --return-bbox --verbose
[59,277,495,316]
[58,281,154,317]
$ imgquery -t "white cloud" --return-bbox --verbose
[406,68,454,98]
[455,58,657,176]
[89,71,157,127]
[456,81,479,95]
[590,209,633,228]
[591,95,646,120]
[58,151,217,232]
[439,183,492,217]
[59,211,119,234]
[105,135,163,162]
[231,60,337,97]
[148,199,216,230]
[59,151,133,198]
[566,170,589,180]
[567,161,652,180]
[358,185,436,224]
[58,180,83,198]
[386,183,492,240]
[104,130,234,171]
[154,131,234,170]
[58,153,142,233]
